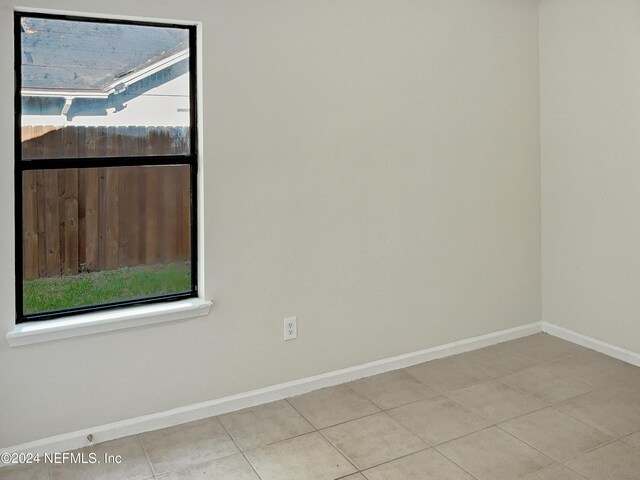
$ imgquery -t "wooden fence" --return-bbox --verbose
[21,127,191,280]
[21,125,190,158]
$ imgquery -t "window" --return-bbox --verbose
[15,12,198,323]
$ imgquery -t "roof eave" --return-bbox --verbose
[104,48,189,95]
[20,89,109,99]
[21,48,189,100]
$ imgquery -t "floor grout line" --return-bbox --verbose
[622,432,640,452]
[557,462,590,480]
[285,392,383,431]
[493,423,560,463]
[138,426,246,480]
[136,434,157,478]
[284,396,361,476]
[314,426,366,474]
[240,429,319,455]
[142,451,242,478]
[356,444,433,474]
[215,418,265,480]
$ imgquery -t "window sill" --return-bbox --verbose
[5,298,212,347]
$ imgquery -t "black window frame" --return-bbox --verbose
[14,11,199,324]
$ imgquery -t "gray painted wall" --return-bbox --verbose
[0,0,540,448]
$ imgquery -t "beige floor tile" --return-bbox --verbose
[500,365,592,404]
[40,340,640,480]
[435,427,554,480]
[405,354,494,392]
[447,380,547,423]
[321,413,426,470]
[565,441,640,480]
[522,464,586,480]
[460,344,532,377]
[387,396,490,445]
[50,436,152,480]
[218,400,313,450]
[623,431,640,449]
[499,407,612,461]
[554,390,640,438]
[244,432,355,480]
[362,448,475,480]
[139,417,238,474]
[349,369,439,410]
[0,462,49,480]
[497,334,585,365]
[486,342,540,370]
[435,426,554,480]
[545,350,640,388]
[608,376,640,405]
[288,384,380,429]
[155,454,259,479]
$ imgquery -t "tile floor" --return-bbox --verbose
[3,333,640,480]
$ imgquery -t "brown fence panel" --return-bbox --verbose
[22,171,38,280]
[118,167,140,267]
[63,169,79,275]
[105,167,119,271]
[43,170,61,277]
[84,169,100,272]
[36,170,47,278]
[21,126,191,279]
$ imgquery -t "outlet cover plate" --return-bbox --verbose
[284,316,297,341]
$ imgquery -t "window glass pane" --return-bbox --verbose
[21,165,192,315]
[20,16,190,159]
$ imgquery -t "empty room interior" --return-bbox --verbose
[2,0,640,479]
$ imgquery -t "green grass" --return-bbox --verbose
[23,262,191,315]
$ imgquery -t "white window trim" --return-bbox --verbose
[8,11,208,348]
[5,298,212,347]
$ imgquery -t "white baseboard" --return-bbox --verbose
[542,322,640,368]
[1,321,542,459]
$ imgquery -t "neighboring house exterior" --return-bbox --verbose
[20,16,190,128]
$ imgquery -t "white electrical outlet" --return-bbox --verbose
[284,316,297,341]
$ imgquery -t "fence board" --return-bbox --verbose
[57,170,66,271]
[22,171,38,280]
[36,170,47,278]
[104,127,119,270]
[119,167,140,266]
[34,126,47,159]
[78,169,86,268]
[175,168,184,260]
[84,169,99,271]
[43,170,60,276]
[63,126,78,158]
[21,126,191,278]
[105,167,119,270]
[137,161,147,266]
[182,167,191,259]
[63,169,79,275]
[98,168,107,270]
[144,166,160,265]
[162,166,178,262]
